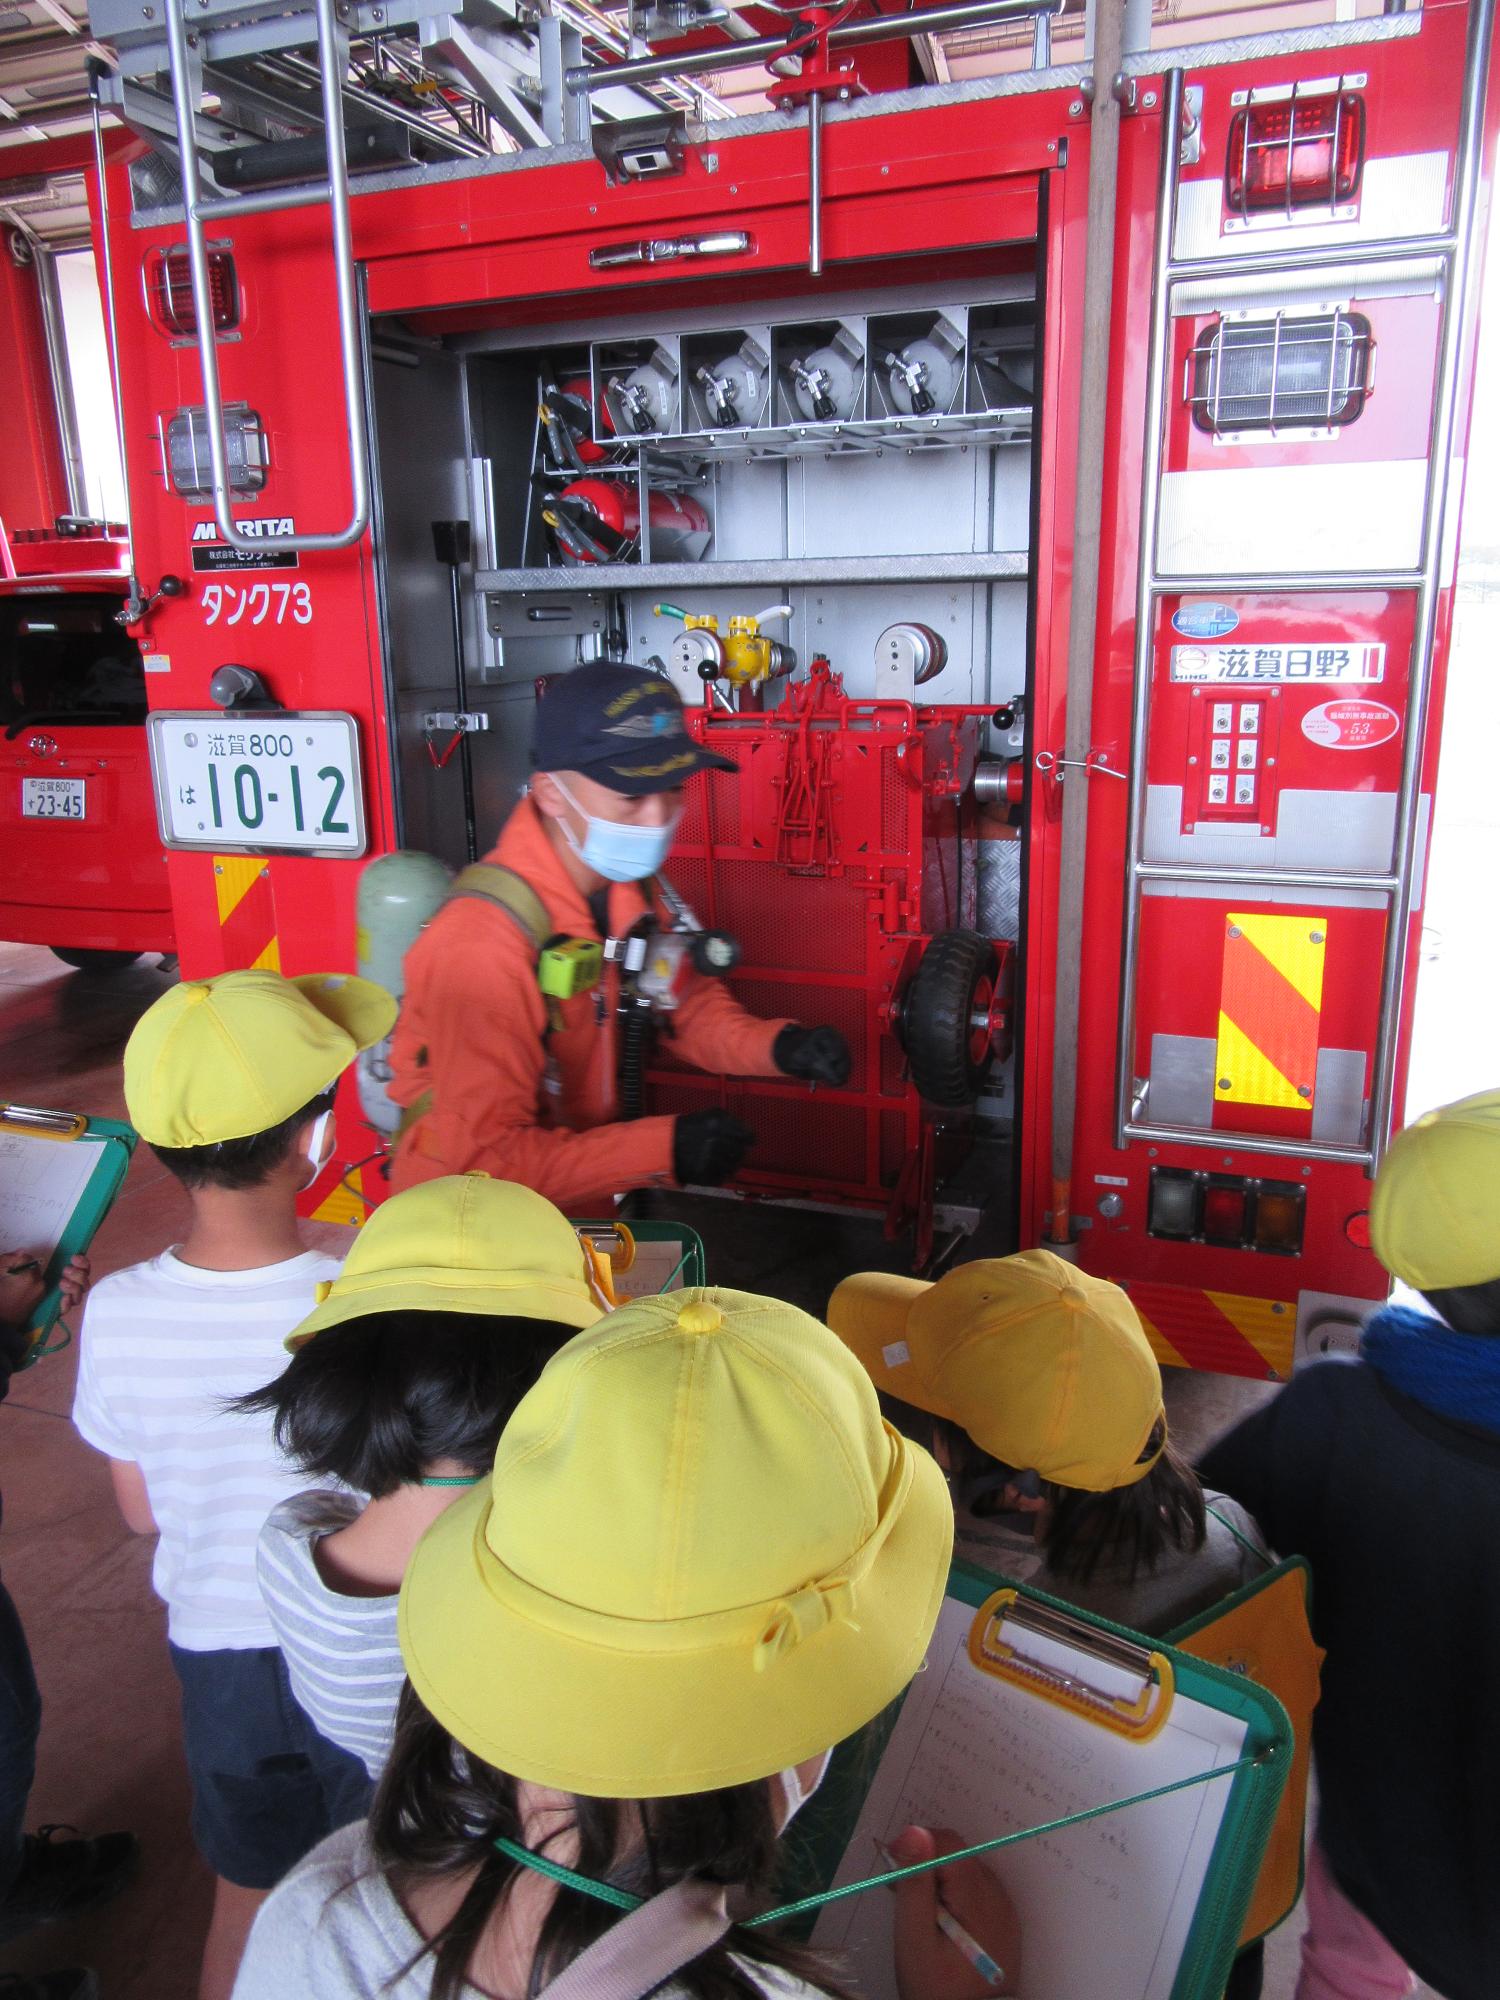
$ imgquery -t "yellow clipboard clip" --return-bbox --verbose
[575,1224,637,1310]
[968,1588,1175,1744]
[0,1104,88,1142]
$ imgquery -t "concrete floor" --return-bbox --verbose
[0,940,1430,1996]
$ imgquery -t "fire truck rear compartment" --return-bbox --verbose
[366,265,1039,1245]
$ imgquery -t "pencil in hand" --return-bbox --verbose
[875,1836,1007,1989]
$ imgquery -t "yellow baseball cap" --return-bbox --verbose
[1370,1087,1500,1290]
[286,1175,604,1350]
[398,1287,953,1797]
[125,969,394,1148]
[827,1250,1166,1493]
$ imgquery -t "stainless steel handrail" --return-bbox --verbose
[1167,231,1456,286]
[1113,0,1493,1171]
[162,0,371,553]
[1137,863,1400,894]
[1150,568,1422,594]
[1113,64,1182,1150]
[1122,1122,1372,1167]
[1364,0,1494,1167]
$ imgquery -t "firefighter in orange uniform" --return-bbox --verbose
[388,663,851,1211]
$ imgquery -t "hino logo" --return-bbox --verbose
[191,518,295,541]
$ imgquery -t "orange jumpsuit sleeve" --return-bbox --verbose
[666,969,791,1079]
[390,909,676,1210]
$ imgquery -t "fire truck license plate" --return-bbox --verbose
[21,778,86,820]
[147,712,366,858]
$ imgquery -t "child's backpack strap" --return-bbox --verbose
[1165,1553,1325,1947]
[538,1876,734,2000]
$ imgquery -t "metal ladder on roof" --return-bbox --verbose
[154,0,370,554]
[1114,0,1495,1172]
[87,0,565,556]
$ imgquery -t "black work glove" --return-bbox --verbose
[673,1110,756,1187]
[774,1024,852,1087]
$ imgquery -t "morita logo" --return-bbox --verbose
[191,518,295,542]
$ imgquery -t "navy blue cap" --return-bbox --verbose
[531,663,737,796]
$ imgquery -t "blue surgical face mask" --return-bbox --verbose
[551,775,680,884]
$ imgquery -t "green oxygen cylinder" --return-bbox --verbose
[355,850,453,1134]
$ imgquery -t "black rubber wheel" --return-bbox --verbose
[49,947,142,973]
[902,929,998,1107]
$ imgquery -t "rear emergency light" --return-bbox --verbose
[145,247,240,338]
[1226,91,1364,217]
[1148,1166,1306,1256]
[164,403,268,499]
[1188,309,1372,437]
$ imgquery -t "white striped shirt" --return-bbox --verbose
[72,1247,343,1652]
[257,1490,403,1779]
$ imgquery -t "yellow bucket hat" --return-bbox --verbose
[1370,1086,1500,1290]
[286,1175,604,1350]
[125,968,394,1147]
[398,1286,953,1798]
[827,1249,1165,1493]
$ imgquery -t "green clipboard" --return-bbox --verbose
[0,1103,137,1362]
[573,1219,706,1297]
[785,1560,1291,2000]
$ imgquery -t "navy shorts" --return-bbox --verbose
[169,1643,374,1888]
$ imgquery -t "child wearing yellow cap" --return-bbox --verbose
[71,968,394,2000]
[232,1288,1021,2000]
[827,1251,1267,1635]
[1201,1088,1500,2000]
[233,1176,603,1781]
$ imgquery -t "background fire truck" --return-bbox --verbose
[0,134,174,970]
[66,0,1500,1377]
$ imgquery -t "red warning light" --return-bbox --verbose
[1226,94,1365,216]
[1202,1182,1250,1248]
[145,248,240,338]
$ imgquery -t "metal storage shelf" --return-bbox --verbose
[478,552,1031,596]
[636,409,1034,462]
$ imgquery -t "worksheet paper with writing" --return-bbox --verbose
[0,1132,103,1265]
[812,1595,1247,2000]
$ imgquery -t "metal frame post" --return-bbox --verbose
[1048,0,1128,1243]
[30,239,88,519]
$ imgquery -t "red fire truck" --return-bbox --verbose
[82,0,1498,1377]
[0,142,174,970]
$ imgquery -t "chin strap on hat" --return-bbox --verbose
[753,1575,861,1674]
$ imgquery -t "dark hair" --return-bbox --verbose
[1039,1421,1207,1588]
[371,1686,857,2000]
[149,1087,335,1192]
[1421,1278,1500,1338]
[233,1309,577,1496]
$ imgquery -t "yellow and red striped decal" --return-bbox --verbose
[213,855,280,972]
[1214,912,1326,1112]
[1123,1280,1295,1382]
[309,1173,370,1229]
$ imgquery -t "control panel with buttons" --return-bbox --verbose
[1182,689,1280,832]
